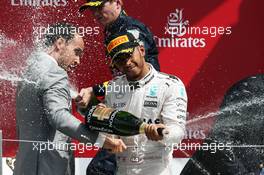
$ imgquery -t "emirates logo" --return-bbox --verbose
[11,0,67,7]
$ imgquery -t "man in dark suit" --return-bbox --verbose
[79,0,160,71]
[14,22,126,175]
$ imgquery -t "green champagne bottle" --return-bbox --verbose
[85,106,165,136]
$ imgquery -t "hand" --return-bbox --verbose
[103,137,127,153]
[75,87,93,108]
[144,124,166,141]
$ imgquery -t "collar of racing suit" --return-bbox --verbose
[128,64,156,90]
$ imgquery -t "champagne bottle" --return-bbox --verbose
[85,106,166,136]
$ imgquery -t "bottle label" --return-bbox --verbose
[86,106,97,123]
[93,107,114,121]
[108,110,119,128]
[89,125,114,134]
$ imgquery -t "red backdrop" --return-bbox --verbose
[0,0,263,158]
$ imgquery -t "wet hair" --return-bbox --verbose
[44,22,77,47]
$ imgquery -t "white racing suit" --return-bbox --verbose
[104,64,188,175]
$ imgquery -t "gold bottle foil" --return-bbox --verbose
[139,123,147,134]
[92,107,114,121]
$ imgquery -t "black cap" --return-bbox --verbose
[79,0,107,12]
[106,31,140,61]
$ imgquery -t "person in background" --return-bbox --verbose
[79,0,160,71]
[181,74,264,175]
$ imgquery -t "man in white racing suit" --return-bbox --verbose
[103,30,188,175]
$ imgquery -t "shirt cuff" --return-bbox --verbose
[95,133,106,148]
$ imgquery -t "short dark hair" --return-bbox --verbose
[44,22,77,47]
